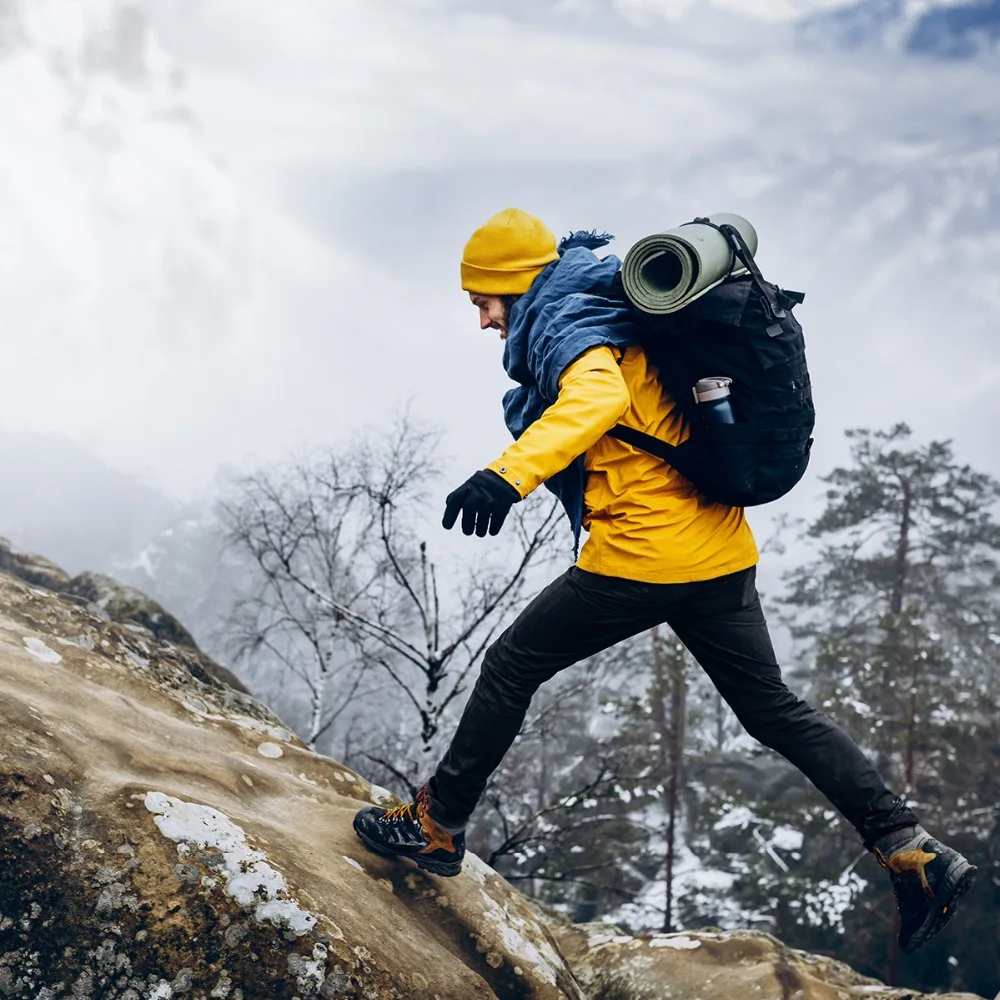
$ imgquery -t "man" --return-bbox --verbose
[354,208,976,954]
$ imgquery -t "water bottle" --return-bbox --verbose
[693,377,735,424]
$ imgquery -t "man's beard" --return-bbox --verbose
[498,295,518,333]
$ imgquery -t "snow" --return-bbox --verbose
[493,919,561,986]
[649,934,702,949]
[22,636,62,664]
[713,805,756,831]
[288,943,329,991]
[797,872,867,933]
[126,542,164,578]
[368,783,394,805]
[770,826,805,852]
[144,791,318,935]
[587,930,635,948]
[462,852,495,886]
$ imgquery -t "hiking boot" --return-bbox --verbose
[353,784,465,877]
[874,825,978,954]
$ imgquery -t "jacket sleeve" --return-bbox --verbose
[485,345,630,498]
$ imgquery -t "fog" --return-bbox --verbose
[1,0,998,581]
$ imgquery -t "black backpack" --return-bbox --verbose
[607,227,814,508]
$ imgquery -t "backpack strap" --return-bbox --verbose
[606,424,678,461]
[690,218,788,335]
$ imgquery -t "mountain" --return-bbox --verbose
[108,471,248,663]
[800,0,1000,57]
[0,430,177,576]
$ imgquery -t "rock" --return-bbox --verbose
[0,571,584,999]
[550,923,985,1000]
[0,539,250,695]
[64,571,250,694]
[65,571,199,648]
[0,566,985,999]
[0,536,72,592]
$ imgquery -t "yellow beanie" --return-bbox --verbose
[461,208,560,295]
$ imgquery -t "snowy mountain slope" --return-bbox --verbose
[0,430,177,575]
[108,475,245,660]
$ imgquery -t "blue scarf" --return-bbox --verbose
[501,235,639,553]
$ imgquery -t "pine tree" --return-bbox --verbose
[677,426,1000,995]
[760,425,1000,992]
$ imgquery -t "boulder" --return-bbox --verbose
[65,570,201,649]
[0,538,250,694]
[0,535,72,592]
[65,570,250,694]
[0,567,987,999]
[551,923,985,1000]
[0,571,584,999]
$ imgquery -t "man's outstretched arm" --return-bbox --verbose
[442,345,630,536]
[486,345,630,498]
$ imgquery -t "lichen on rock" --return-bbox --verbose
[0,568,580,998]
[0,559,985,1000]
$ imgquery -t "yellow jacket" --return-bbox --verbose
[486,345,758,583]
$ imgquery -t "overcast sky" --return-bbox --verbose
[2,0,998,561]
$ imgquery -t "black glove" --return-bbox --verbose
[442,470,522,537]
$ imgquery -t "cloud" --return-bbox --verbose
[2,0,998,522]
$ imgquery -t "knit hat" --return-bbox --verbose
[461,208,560,295]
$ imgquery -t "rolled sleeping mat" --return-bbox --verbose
[621,213,759,315]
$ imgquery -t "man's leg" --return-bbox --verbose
[426,566,685,829]
[355,566,690,875]
[665,565,975,953]
[664,566,915,843]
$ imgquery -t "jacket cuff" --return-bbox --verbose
[485,459,529,499]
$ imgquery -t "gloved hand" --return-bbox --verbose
[442,470,522,537]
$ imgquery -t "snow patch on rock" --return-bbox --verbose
[467,856,563,987]
[368,783,394,805]
[463,851,495,886]
[587,930,634,949]
[144,791,318,935]
[23,636,62,664]
[649,934,702,949]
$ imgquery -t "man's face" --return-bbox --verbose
[469,293,509,340]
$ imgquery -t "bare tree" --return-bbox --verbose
[650,626,688,932]
[218,414,565,777]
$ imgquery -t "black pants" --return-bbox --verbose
[427,565,917,848]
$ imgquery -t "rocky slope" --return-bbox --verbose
[0,535,246,694]
[0,555,987,999]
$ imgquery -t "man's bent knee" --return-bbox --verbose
[738,694,828,748]
[478,638,545,711]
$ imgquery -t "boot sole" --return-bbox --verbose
[902,860,978,955]
[353,826,463,878]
